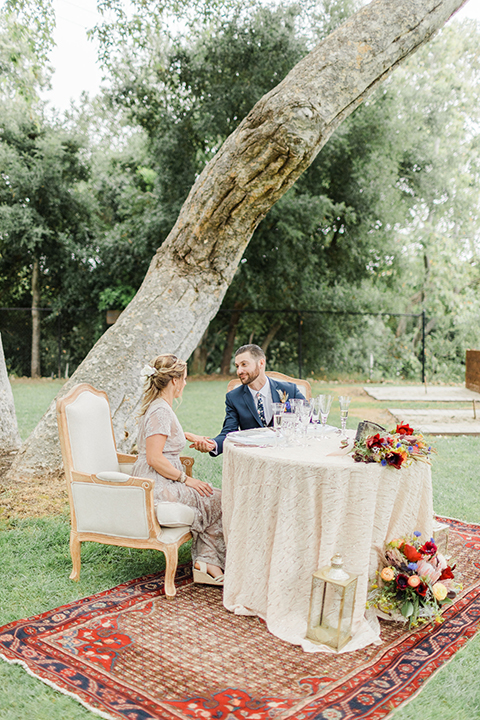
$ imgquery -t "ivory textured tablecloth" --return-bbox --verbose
[221,433,433,653]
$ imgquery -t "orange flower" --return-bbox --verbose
[381,567,395,582]
[407,575,421,588]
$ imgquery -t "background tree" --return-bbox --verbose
[8,0,468,480]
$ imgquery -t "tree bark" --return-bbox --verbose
[220,302,243,375]
[261,321,283,355]
[0,333,21,453]
[31,258,41,379]
[190,329,209,375]
[9,0,467,480]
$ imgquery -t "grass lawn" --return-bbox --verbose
[1,377,480,719]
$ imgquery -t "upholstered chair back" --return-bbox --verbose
[65,390,120,475]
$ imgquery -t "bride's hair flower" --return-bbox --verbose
[141,364,156,380]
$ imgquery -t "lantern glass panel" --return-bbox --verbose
[306,567,357,651]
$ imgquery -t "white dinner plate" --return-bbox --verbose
[226,428,278,446]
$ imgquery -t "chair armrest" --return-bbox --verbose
[180,456,195,477]
[71,469,153,490]
[117,452,137,463]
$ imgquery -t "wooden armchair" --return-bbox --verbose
[56,383,194,598]
[226,371,312,399]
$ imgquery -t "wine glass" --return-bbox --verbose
[338,396,351,439]
[318,394,333,436]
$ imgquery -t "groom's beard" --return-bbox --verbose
[238,365,260,385]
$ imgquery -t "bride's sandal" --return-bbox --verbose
[193,561,224,586]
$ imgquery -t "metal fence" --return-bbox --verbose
[216,308,427,382]
[0,307,106,378]
[1,306,427,382]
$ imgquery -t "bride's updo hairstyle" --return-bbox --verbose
[139,354,187,415]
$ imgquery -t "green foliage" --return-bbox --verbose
[1,1,480,383]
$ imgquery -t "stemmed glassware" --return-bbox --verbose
[338,396,351,439]
[272,402,286,443]
[318,394,333,437]
[296,400,313,443]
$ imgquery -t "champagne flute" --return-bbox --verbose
[272,402,285,442]
[338,396,351,439]
[318,394,333,437]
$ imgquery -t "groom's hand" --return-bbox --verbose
[189,436,216,453]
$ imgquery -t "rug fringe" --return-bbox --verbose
[0,651,119,720]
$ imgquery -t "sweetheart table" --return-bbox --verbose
[221,429,433,653]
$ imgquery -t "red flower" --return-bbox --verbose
[396,423,414,436]
[366,434,385,450]
[386,452,404,469]
[416,582,428,597]
[439,566,455,581]
[402,544,422,563]
[419,541,437,556]
[396,574,409,589]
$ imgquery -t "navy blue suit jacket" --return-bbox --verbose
[211,377,305,455]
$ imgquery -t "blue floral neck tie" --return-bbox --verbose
[256,392,267,426]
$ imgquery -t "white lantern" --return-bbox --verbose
[306,554,358,651]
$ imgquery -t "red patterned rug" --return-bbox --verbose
[1,516,480,720]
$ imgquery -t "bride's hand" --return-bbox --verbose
[189,435,215,453]
[185,476,214,496]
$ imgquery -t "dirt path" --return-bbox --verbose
[0,451,67,520]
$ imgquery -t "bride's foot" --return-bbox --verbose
[193,561,224,585]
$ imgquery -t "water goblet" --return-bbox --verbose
[338,396,351,439]
[297,400,313,443]
[318,394,333,437]
[282,413,298,447]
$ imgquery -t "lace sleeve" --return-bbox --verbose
[144,404,173,439]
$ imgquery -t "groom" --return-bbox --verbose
[191,344,305,456]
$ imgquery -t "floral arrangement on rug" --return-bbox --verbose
[352,423,433,469]
[368,531,459,629]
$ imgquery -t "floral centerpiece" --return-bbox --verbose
[352,423,433,469]
[368,532,459,628]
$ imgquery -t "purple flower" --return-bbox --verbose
[414,531,422,537]
[381,459,387,466]
[408,446,413,452]
[408,562,418,570]
[396,442,401,448]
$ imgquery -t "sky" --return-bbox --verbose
[39,0,480,112]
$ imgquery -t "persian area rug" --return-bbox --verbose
[1,517,480,720]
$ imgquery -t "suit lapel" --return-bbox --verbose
[242,384,263,427]
[269,378,281,403]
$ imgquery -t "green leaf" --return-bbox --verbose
[401,601,414,618]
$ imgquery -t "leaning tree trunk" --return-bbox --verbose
[0,333,21,453]
[10,0,467,480]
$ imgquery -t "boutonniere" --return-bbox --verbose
[279,391,289,404]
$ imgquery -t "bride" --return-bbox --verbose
[133,353,225,584]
